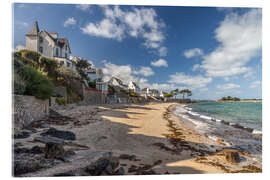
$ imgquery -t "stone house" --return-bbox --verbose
[26,21,75,70]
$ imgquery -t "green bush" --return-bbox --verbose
[20,49,41,64]
[20,65,54,100]
[13,51,38,69]
[56,97,67,106]
[39,56,59,81]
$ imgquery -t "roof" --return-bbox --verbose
[26,21,39,36]
[130,81,139,88]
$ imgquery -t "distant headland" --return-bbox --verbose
[217,96,262,102]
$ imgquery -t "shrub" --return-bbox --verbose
[56,97,67,106]
[20,49,41,64]
[20,65,54,100]
[39,56,59,81]
[13,52,38,69]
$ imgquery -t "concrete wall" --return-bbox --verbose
[13,95,49,132]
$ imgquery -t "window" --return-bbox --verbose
[65,45,68,51]
[39,46,43,53]
[55,48,59,57]
[65,53,67,58]
[39,37,43,43]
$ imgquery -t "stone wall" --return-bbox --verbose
[83,88,106,105]
[13,95,49,132]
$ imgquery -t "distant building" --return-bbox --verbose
[25,21,75,70]
[128,82,140,94]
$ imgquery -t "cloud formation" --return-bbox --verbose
[249,81,261,88]
[81,5,167,56]
[151,58,168,67]
[76,4,91,11]
[134,66,155,77]
[184,48,204,58]
[216,83,240,90]
[169,72,212,88]
[64,17,76,27]
[201,9,262,78]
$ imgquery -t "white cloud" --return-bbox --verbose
[249,81,261,88]
[133,66,155,77]
[169,72,212,88]
[184,48,204,58]
[216,83,240,90]
[151,59,168,67]
[76,4,91,11]
[192,64,200,71]
[81,5,167,56]
[64,17,76,27]
[81,19,125,41]
[201,9,262,77]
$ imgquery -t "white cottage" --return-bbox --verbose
[128,82,140,94]
[26,21,75,69]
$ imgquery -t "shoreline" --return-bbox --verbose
[13,102,262,176]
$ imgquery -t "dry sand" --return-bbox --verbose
[15,102,261,176]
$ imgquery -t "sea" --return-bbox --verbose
[173,101,262,163]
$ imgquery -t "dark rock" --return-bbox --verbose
[128,165,138,173]
[64,149,76,157]
[14,131,30,139]
[153,160,162,166]
[40,128,76,141]
[29,146,44,154]
[108,157,119,170]
[105,164,114,175]
[34,136,65,145]
[53,172,75,176]
[44,142,65,159]
[14,160,44,176]
[85,157,110,176]
[225,151,241,163]
[115,167,125,175]
[119,154,136,161]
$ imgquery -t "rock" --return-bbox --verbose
[115,167,125,175]
[14,131,30,139]
[34,136,65,145]
[225,151,240,163]
[14,160,44,176]
[119,154,136,161]
[29,146,44,154]
[85,157,110,176]
[108,157,119,170]
[40,128,76,141]
[153,160,162,166]
[64,149,76,157]
[44,142,65,159]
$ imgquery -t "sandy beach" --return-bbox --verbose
[13,102,262,176]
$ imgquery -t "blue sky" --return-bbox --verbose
[13,3,262,100]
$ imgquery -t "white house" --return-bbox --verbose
[108,77,129,90]
[26,21,75,70]
[128,82,140,94]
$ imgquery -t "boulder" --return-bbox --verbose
[225,151,240,163]
[44,142,65,159]
[40,128,76,141]
[13,131,30,139]
[85,157,110,176]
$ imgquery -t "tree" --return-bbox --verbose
[170,88,180,99]
[75,58,91,82]
[180,89,192,99]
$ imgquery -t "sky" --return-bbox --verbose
[13,3,262,100]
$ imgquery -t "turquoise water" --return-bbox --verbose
[187,102,262,131]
